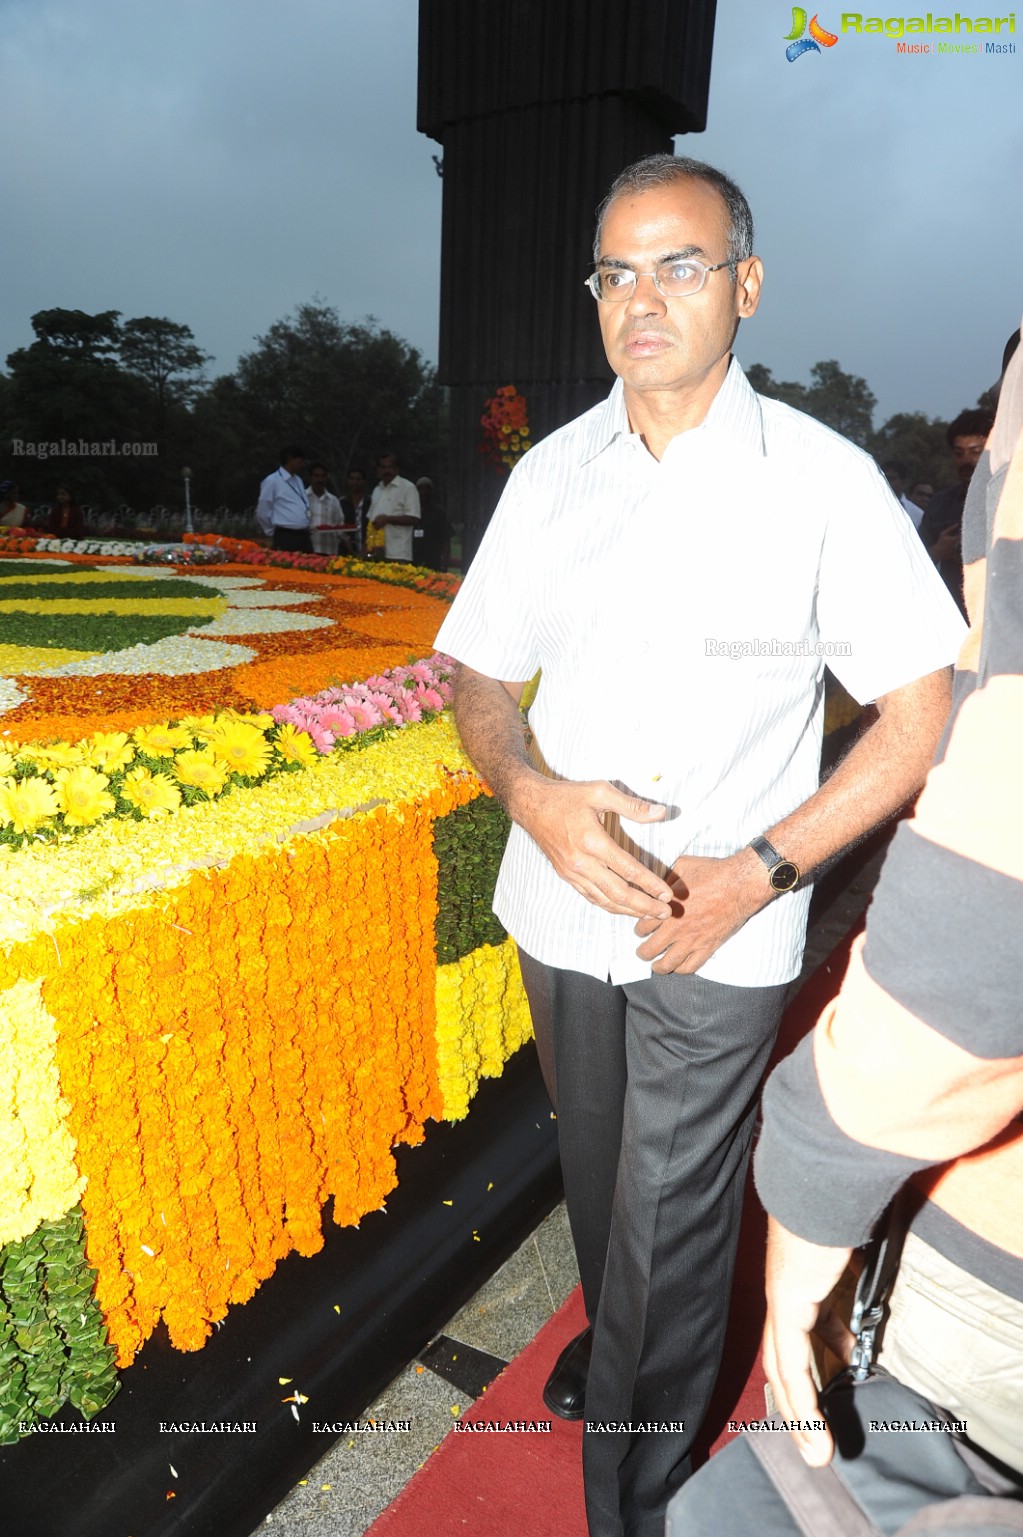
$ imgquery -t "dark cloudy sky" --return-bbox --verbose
[2,0,1020,425]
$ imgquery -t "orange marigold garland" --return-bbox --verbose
[39,767,476,1366]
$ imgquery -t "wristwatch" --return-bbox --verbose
[749,835,800,893]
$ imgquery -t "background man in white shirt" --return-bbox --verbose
[369,452,420,563]
[436,154,965,1537]
[255,444,311,552]
[307,462,344,556]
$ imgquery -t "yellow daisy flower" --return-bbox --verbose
[121,766,182,818]
[54,766,116,828]
[0,775,60,834]
[181,713,222,744]
[88,731,136,773]
[273,723,319,769]
[174,714,207,738]
[134,722,193,756]
[206,721,273,779]
[0,750,17,776]
[29,741,87,770]
[172,749,230,797]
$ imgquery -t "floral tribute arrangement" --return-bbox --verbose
[479,385,532,472]
[0,553,454,747]
[0,551,530,1444]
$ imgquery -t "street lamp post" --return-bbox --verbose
[182,467,194,535]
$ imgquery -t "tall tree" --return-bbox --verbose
[744,363,808,413]
[119,318,211,417]
[802,359,876,447]
[232,301,443,486]
[747,359,876,446]
[28,307,122,359]
[4,309,145,506]
[868,411,950,488]
[3,308,212,514]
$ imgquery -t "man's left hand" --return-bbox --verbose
[762,1217,854,1467]
[633,851,764,974]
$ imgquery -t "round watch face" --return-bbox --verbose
[770,861,799,892]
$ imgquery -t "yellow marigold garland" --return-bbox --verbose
[434,939,533,1121]
[0,978,86,1247]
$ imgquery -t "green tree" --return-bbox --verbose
[744,362,808,413]
[868,411,950,489]
[231,301,443,488]
[747,359,876,446]
[3,309,214,516]
[28,307,122,358]
[119,318,211,418]
[802,359,876,446]
[186,375,269,517]
[4,309,147,509]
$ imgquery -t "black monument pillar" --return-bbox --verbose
[417,0,717,565]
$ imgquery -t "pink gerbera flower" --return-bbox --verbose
[395,694,423,723]
[365,691,401,724]
[306,723,335,754]
[325,710,357,738]
[314,707,351,733]
[344,698,384,731]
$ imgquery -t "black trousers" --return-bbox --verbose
[271,526,313,552]
[518,950,787,1537]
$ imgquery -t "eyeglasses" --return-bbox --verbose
[584,257,734,303]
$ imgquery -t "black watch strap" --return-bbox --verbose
[750,835,782,867]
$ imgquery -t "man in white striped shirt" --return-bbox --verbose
[435,155,964,1537]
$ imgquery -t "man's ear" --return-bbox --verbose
[736,256,763,319]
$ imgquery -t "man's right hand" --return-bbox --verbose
[930,523,961,563]
[508,774,674,919]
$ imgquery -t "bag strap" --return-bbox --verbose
[848,1186,914,1382]
[896,1495,1023,1535]
[747,1425,884,1537]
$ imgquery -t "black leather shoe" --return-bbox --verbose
[542,1327,592,1420]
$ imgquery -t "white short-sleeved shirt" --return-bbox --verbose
[436,360,966,987]
[370,475,421,562]
[308,489,344,555]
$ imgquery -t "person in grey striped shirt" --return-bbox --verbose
[435,154,964,1537]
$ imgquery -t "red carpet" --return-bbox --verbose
[366,926,862,1537]
[368,1288,588,1536]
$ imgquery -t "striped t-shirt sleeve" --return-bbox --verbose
[755,337,1023,1248]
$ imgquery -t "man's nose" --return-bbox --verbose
[625,272,666,315]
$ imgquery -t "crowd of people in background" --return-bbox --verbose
[2,386,1013,598]
[254,447,451,569]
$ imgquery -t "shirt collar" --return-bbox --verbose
[577,356,766,467]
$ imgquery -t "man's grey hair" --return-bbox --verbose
[593,154,755,273]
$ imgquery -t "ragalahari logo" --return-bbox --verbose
[785,7,840,58]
